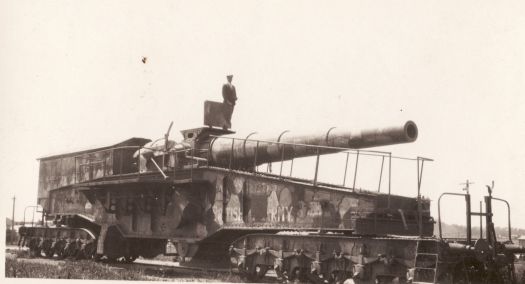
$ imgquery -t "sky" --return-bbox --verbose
[1,0,524,233]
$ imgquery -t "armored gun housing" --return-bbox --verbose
[19,100,525,284]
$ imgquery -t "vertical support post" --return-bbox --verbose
[387,153,392,209]
[103,155,107,179]
[377,156,385,192]
[465,193,472,244]
[137,148,141,178]
[253,141,259,174]
[343,152,350,187]
[416,158,425,237]
[190,147,195,181]
[485,195,493,244]
[313,147,320,186]
[74,157,77,183]
[480,201,483,239]
[417,158,421,236]
[289,157,294,176]
[119,148,123,178]
[162,149,165,171]
[41,206,45,226]
[11,196,15,232]
[352,150,360,191]
[279,143,285,177]
[174,148,178,175]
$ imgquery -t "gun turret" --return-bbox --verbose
[208,120,418,168]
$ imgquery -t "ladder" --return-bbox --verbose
[413,239,439,283]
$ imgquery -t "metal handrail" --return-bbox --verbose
[438,192,467,239]
[74,145,198,182]
[23,205,44,227]
[492,197,512,242]
[69,136,433,205]
[212,136,432,201]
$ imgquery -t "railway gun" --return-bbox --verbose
[17,100,525,283]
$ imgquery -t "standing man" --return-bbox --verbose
[222,74,237,129]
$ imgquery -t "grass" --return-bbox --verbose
[5,257,147,280]
[5,253,243,282]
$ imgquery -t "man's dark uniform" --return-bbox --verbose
[222,80,237,128]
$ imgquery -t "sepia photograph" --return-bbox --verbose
[1,1,525,283]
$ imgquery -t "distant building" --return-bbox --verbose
[519,235,525,247]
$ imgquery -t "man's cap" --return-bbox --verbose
[226,74,233,78]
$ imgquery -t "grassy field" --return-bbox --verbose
[5,251,243,282]
[6,257,148,280]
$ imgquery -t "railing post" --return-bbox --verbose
[377,156,385,192]
[279,143,285,177]
[480,201,483,239]
[162,150,165,171]
[352,150,360,191]
[387,153,392,209]
[137,148,141,178]
[103,157,106,180]
[253,141,259,175]
[190,147,195,182]
[119,148,123,178]
[416,157,425,237]
[23,207,27,227]
[74,157,77,183]
[313,147,320,186]
[289,155,294,177]
[342,152,349,187]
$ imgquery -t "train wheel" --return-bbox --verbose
[329,270,352,284]
[124,255,138,263]
[289,267,308,283]
[248,265,269,282]
[275,265,286,282]
[82,241,97,259]
[44,247,55,258]
[342,278,356,284]
[41,239,54,258]
[306,270,327,284]
[55,242,67,259]
[64,241,79,259]
[176,242,189,263]
[28,238,38,257]
[452,260,484,284]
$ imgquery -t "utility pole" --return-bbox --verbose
[11,196,15,232]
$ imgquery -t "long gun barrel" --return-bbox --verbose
[208,120,418,168]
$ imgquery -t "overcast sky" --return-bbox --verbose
[1,1,524,231]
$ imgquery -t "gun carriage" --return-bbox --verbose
[18,101,525,283]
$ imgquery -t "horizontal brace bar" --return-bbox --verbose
[470,212,493,217]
